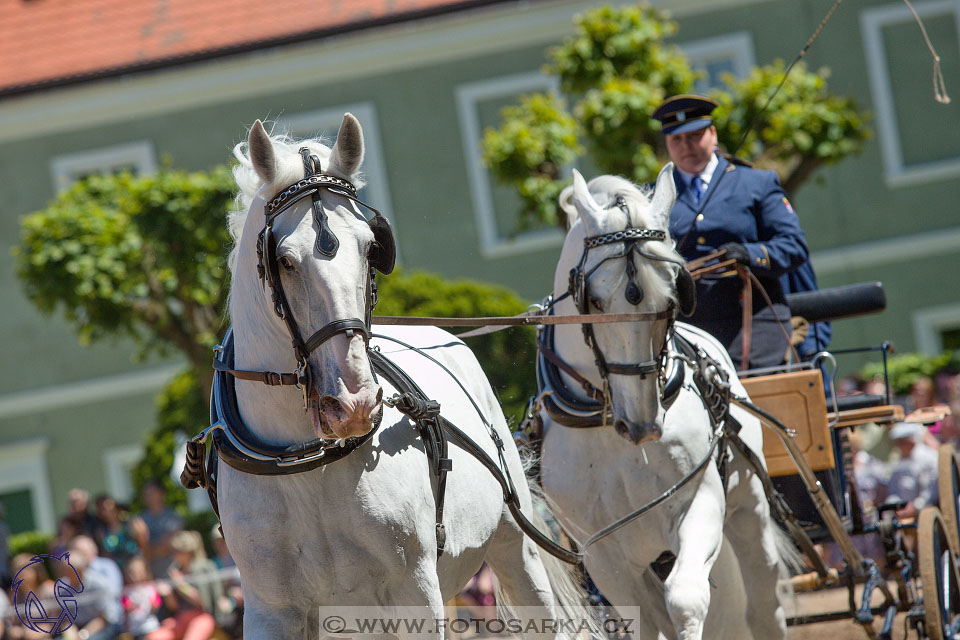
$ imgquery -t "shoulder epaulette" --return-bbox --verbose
[722,153,754,168]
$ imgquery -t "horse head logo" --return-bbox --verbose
[12,552,84,634]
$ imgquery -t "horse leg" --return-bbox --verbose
[581,550,673,640]
[724,471,788,640]
[663,475,725,640]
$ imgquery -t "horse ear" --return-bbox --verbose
[558,181,579,229]
[329,113,364,178]
[571,169,603,222]
[649,162,677,229]
[59,551,71,563]
[248,119,277,185]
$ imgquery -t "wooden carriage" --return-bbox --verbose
[736,281,960,639]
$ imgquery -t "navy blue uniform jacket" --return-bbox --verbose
[667,154,809,367]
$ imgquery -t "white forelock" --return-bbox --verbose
[226,124,366,276]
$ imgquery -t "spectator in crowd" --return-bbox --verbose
[885,421,939,521]
[68,536,123,605]
[153,531,217,640]
[65,489,100,538]
[120,556,163,640]
[93,495,147,570]
[8,552,55,639]
[59,543,123,640]
[138,482,183,579]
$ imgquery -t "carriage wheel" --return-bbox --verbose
[938,444,960,555]
[918,506,960,640]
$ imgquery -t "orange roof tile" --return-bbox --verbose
[0,0,511,96]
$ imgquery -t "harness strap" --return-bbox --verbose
[539,344,603,401]
[212,357,302,386]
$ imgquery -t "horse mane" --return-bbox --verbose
[561,173,683,306]
[227,123,366,276]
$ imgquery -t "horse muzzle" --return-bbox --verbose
[614,418,662,444]
[309,385,383,439]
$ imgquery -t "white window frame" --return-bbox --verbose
[861,0,960,188]
[455,72,566,259]
[102,445,143,504]
[679,32,756,91]
[0,438,54,533]
[913,302,960,354]
[50,140,157,193]
[277,102,398,261]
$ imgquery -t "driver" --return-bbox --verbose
[652,94,809,369]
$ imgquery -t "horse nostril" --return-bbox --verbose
[614,420,630,438]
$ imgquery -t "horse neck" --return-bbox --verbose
[229,230,315,444]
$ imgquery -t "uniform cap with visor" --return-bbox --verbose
[652,94,718,135]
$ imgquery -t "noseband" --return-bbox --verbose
[568,197,680,392]
[217,147,396,410]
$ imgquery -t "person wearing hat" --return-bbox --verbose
[652,94,809,369]
[885,421,939,519]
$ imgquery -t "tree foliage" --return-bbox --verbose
[861,351,960,396]
[482,3,871,228]
[375,269,537,423]
[15,166,236,395]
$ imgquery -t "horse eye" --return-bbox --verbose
[278,255,295,271]
[590,296,604,312]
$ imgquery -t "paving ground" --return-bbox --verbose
[788,585,918,640]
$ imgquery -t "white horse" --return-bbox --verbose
[537,168,792,640]
[216,114,595,638]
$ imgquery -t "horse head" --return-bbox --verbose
[230,114,386,440]
[556,166,691,444]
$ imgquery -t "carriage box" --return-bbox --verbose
[740,369,834,477]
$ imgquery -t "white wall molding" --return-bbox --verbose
[860,0,960,187]
[51,140,157,192]
[455,71,566,258]
[102,445,144,504]
[811,226,960,276]
[913,303,960,354]
[0,364,180,421]
[0,438,54,533]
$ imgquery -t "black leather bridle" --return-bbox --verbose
[566,196,694,397]
[216,147,396,410]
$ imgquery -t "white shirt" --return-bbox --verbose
[675,152,719,191]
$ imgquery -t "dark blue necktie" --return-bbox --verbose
[690,175,704,205]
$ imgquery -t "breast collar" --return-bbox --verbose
[206,328,384,475]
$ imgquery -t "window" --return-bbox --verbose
[913,303,960,354]
[455,72,566,259]
[277,102,397,258]
[679,32,756,93]
[0,439,54,533]
[861,0,960,187]
[102,445,143,504]
[50,140,157,193]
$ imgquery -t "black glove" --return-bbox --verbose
[719,242,750,265]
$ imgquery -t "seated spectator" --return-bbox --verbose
[152,532,217,640]
[138,482,183,579]
[121,557,163,640]
[68,536,123,605]
[59,545,123,640]
[94,495,147,570]
[886,421,939,520]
